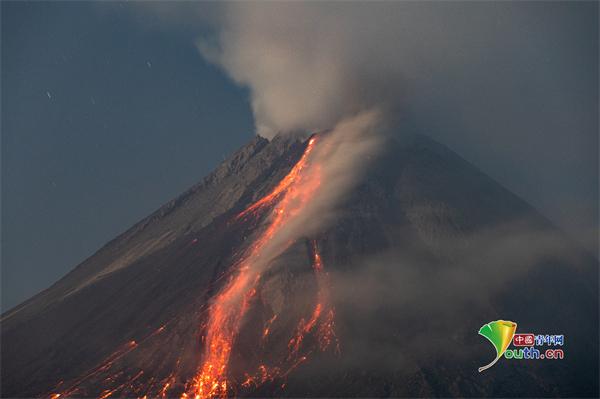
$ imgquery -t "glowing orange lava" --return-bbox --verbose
[310,241,339,354]
[236,137,317,220]
[183,136,323,399]
[262,314,278,341]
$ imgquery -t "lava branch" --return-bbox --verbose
[240,239,340,394]
[184,136,323,399]
[311,240,339,354]
[287,240,339,360]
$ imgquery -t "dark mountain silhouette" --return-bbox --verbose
[1,133,597,398]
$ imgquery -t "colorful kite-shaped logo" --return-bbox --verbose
[478,320,517,372]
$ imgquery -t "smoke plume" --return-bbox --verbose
[195,2,411,137]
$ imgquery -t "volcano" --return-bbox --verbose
[1,133,598,398]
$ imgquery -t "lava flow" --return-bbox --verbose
[183,136,325,399]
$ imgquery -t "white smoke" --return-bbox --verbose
[192,2,421,137]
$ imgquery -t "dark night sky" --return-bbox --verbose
[1,1,598,311]
[1,2,255,310]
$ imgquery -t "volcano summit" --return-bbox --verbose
[1,132,598,398]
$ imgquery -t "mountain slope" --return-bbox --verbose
[1,133,597,398]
